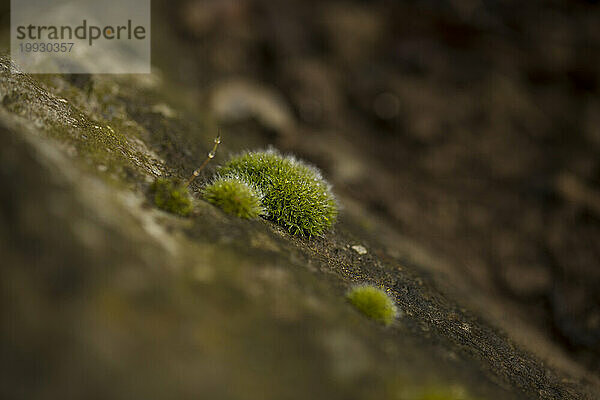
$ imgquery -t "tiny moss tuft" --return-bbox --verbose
[150,178,193,216]
[414,385,475,400]
[347,285,397,326]
[203,175,264,219]
[393,383,477,400]
[218,149,338,236]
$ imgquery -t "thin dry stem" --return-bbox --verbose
[186,132,221,187]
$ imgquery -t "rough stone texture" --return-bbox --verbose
[0,54,597,399]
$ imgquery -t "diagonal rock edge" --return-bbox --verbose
[0,57,599,399]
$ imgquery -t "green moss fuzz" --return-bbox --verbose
[150,178,193,216]
[203,176,264,219]
[218,149,338,236]
[347,285,397,326]
[414,385,475,400]
[394,383,477,400]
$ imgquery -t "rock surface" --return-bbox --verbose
[0,55,597,399]
[2,1,600,399]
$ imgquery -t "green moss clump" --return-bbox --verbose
[392,383,477,400]
[347,285,397,326]
[203,176,264,219]
[218,149,338,236]
[150,178,193,216]
[416,386,472,400]
[409,384,476,400]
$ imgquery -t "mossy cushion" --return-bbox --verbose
[347,285,397,326]
[218,149,338,236]
[150,178,193,216]
[203,175,264,219]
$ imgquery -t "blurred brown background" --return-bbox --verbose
[150,0,600,372]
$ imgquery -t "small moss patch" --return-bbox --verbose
[150,178,193,216]
[410,385,476,400]
[203,176,264,219]
[218,149,338,236]
[347,285,397,326]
